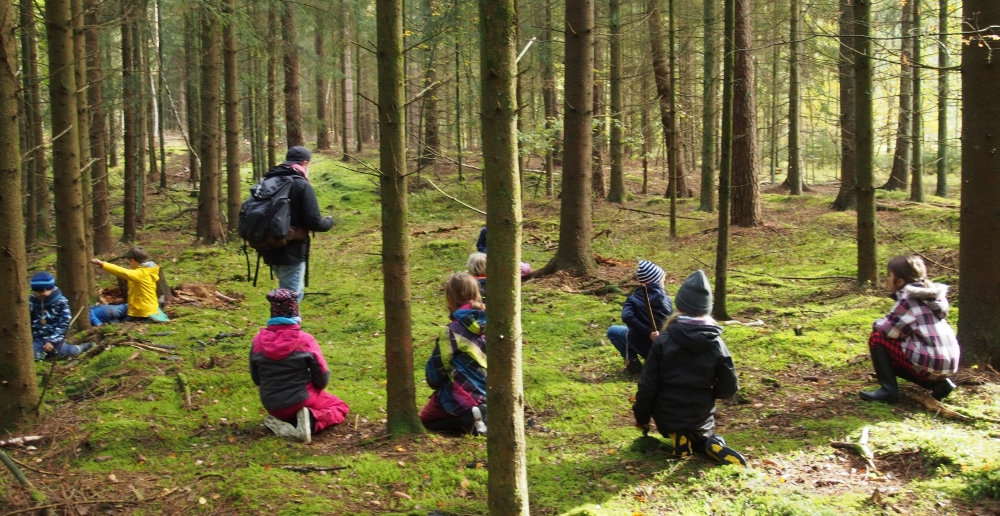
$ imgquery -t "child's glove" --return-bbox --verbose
[636,423,650,436]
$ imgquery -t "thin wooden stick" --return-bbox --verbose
[618,206,707,221]
[424,178,487,216]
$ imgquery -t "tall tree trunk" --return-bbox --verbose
[267,4,278,168]
[910,1,923,202]
[419,44,439,166]
[224,0,240,236]
[282,0,303,147]
[647,0,689,200]
[0,0,39,431]
[342,8,354,161]
[86,0,112,253]
[884,0,913,191]
[479,0,528,511]
[315,24,330,150]
[768,18,779,185]
[541,0,555,197]
[122,2,137,241]
[699,0,717,211]
[786,0,803,194]
[641,66,651,195]
[854,0,877,286]
[198,2,223,243]
[832,0,857,211]
[72,0,94,299]
[22,0,48,239]
[591,32,606,198]
[454,39,463,181]
[935,0,948,197]
[540,0,594,277]
[959,0,1000,365]
[155,0,166,188]
[713,0,734,321]
[19,0,37,244]
[134,18,146,225]
[184,10,200,184]
[45,0,91,328]
[667,0,677,236]
[376,0,423,436]
[606,0,625,203]
[730,0,762,227]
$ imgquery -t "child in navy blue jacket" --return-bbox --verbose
[607,260,673,373]
[29,272,92,360]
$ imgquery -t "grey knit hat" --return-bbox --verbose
[636,260,665,284]
[675,270,713,316]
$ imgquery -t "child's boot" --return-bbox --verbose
[296,407,313,444]
[930,378,957,401]
[264,416,299,439]
[668,432,694,458]
[859,347,899,403]
[703,435,747,466]
[625,358,643,375]
[471,406,487,435]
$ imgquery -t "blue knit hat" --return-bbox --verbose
[636,260,665,285]
[30,271,56,291]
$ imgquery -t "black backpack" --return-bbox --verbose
[238,175,307,251]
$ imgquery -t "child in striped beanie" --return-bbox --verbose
[606,260,673,374]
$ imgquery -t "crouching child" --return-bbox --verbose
[250,289,350,443]
[29,272,92,360]
[632,270,746,466]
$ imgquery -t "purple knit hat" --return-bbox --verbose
[266,288,299,319]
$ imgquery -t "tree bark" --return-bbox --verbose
[854,0,878,286]
[342,7,354,161]
[315,24,330,150]
[86,0,112,253]
[45,0,91,329]
[184,9,200,184]
[730,0,762,227]
[21,0,48,239]
[19,0,37,244]
[197,2,223,243]
[122,2,137,241]
[591,31,606,198]
[267,4,278,168]
[699,0,717,211]
[0,0,40,431]
[958,0,1000,366]
[713,0,734,321]
[376,0,423,436]
[641,62,651,195]
[541,0,555,197]
[647,0,690,200]
[71,0,95,299]
[884,0,913,191]
[282,0,304,147]
[479,0,529,511]
[935,0,948,197]
[606,0,625,203]
[786,0,803,195]
[541,0,594,277]
[832,0,857,211]
[224,0,240,236]
[910,1,923,202]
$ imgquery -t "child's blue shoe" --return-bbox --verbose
[703,435,747,466]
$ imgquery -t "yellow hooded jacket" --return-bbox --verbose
[101,262,161,317]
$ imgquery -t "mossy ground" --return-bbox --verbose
[3,146,999,515]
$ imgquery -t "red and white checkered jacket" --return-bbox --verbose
[873,282,960,377]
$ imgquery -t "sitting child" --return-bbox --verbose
[420,273,488,435]
[467,252,487,300]
[474,225,532,280]
[250,289,350,443]
[633,270,746,466]
[607,260,673,373]
[29,272,92,360]
[90,247,164,322]
[860,255,960,403]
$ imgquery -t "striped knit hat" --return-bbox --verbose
[30,271,56,291]
[636,260,665,285]
[266,288,299,319]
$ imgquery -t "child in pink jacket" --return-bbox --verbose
[250,289,349,443]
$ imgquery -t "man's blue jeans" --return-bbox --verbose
[607,325,636,361]
[271,262,306,301]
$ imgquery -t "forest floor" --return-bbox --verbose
[3,145,1000,516]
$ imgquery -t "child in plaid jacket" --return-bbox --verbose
[861,255,960,403]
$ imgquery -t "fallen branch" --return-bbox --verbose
[424,178,486,216]
[279,465,349,473]
[177,373,192,409]
[7,456,57,476]
[876,220,958,273]
[0,450,33,488]
[618,206,707,221]
[905,392,1000,423]
[214,291,238,304]
[127,342,173,354]
[729,269,855,281]
[1,499,138,516]
[0,436,43,448]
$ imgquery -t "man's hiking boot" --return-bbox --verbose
[859,347,899,403]
[931,378,957,401]
[471,406,487,436]
[703,436,747,466]
[296,407,313,444]
[669,432,694,458]
[625,359,643,375]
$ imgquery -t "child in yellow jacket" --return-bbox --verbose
[90,247,162,321]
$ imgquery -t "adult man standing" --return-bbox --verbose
[258,146,333,300]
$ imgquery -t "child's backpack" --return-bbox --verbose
[237,175,308,251]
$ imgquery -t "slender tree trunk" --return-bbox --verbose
[936,0,948,197]
[591,32,606,198]
[910,1,923,202]
[184,10,200,184]
[958,0,1000,365]
[541,0,555,197]
[19,0,37,244]
[885,0,913,191]
[86,0,112,253]
[342,10,354,161]
[607,0,625,203]
[787,0,803,194]
[224,0,240,235]
[376,0,423,436]
[647,0,689,200]
[854,0,878,286]
[122,0,138,241]
[713,0,734,321]
[71,0,94,299]
[45,0,91,328]
[832,0,857,211]
[155,0,166,188]
[455,39,464,181]
[730,0,761,227]
[699,0,716,211]
[541,0,594,277]
[355,39,362,153]
[315,24,330,150]
[0,0,39,431]
[667,0,677,236]
[641,63,651,195]
[22,0,48,239]
[479,0,528,511]
[282,0,303,147]
[419,46,439,166]
[267,4,278,168]
[198,1,223,243]
[135,20,146,225]
[768,21,779,185]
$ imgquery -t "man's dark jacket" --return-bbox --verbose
[632,318,739,439]
[257,165,333,266]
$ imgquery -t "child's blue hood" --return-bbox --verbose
[452,308,487,335]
